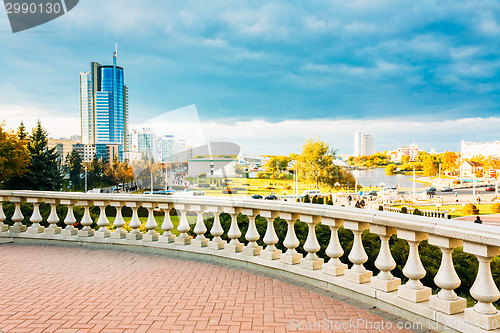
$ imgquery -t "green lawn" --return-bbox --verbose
[105,215,197,235]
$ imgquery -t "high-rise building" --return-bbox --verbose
[353,131,375,156]
[130,128,157,160]
[80,46,128,158]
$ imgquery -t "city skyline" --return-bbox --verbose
[1,1,500,154]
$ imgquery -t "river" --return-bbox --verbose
[351,167,425,190]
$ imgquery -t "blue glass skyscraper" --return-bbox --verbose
[80,47,129,154]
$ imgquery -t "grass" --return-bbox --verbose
[393,203,500,218]
[105,215,197,235]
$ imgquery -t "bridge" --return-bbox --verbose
[1,190,499,332]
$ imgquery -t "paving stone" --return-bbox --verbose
[0,244,415,332]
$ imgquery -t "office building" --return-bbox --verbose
[80,46,128,159]
[353,132,375,156]
[461,140,500,159]
[130,128,157,160]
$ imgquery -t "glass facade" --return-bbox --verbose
[80,51,128,160]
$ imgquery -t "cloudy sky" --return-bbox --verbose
[0,0,500,155]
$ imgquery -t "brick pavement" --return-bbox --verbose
[0,244,415,333]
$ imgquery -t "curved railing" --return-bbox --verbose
[0,190,499,332]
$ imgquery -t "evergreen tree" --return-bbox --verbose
[3,121,62,190]
[17,121,28,141]
[66,148,82,190]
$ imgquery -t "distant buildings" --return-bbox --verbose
[393,142,420,162]
[353,132,375,156]
[187,157,237,177]
[462,160,484,177]
[127,128,190,163]
[461,140,500,159]
[80,46,128,160]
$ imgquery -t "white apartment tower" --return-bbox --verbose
[354,131,375,156]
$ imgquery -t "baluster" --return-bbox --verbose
[344,221,372,283]
[175,204,192,245]
[225,207,243,253]
[143,203,158,242]
[9,197,27,233]
[44,199,61,235]
[0,197,8,232]
[111,202,127,239]
[191,205,208,247]
[243,208,261,256]
[322,217,347,276]
[300,215,323,270]
[260,211,281,260]
[60,199,78,236]
[126,202,143,240]
[463,242,500,330]
[428,235,466,315]
[94,201,111,238]
[280,212,302,264]
[208,206,225,250]
[159,203,175,243]
[77,201,94,237]
[27,198,44,234]
[370,225,400,292]
[397,230,431,302]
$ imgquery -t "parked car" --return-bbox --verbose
[426,187,436,195]
[440,187,453,192]
[251,194,263,199]
[265,194,278,200]
[368,190,378,196]
[485,186,496,191]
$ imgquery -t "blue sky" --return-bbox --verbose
[1,0,500,155]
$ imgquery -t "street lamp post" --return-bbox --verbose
[413,164,416,201]
[84,165,88,193]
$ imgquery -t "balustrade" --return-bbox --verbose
[1,190,500,332]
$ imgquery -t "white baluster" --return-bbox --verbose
[464,242,500,330]
[243,208,261,256]
[111,202,127,239]
[300,215,323,270]
[429,235,466,315]
[191,205,208,247]
[126,203,143,240]
[322,218,347,276]
[0,198,8,232]
[175,204,192,245]
[45,199,61,235]
[61,199,77,236]
[344,221,372,283]
[397,230,431,303]
[280,212,302,264]
[260,211,281,260]
[225,207,243,253]
[208,206,225,250]
[143,203,158,242]
[159,204,175,243]
[27,198,44,234]
[94,201,111,238]
[78,202,94,237]
[370,225,400,292]
[9,198,27,233]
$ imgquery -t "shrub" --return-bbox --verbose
[378,205,383,211]
[285,185,292,190]
[327,199,333,205]
[463,203,479,215]
[279,173,287,180]
[317,196,324,204]
[257,173,269,179]
[401,207,408,214]
[311,196,317,204]
[270,174,278,179]
[303,194,310,203]
[413,209,422,215]
[222,189,237,194]
[296,198,300,202]
[492,202,500,213]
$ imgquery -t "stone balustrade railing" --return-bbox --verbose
[382,205,449,219]
[0,190,499,332]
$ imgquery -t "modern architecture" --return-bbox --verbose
[353,131,375,156]
[80,46,128,159]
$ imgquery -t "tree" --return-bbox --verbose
[3,120,62,190]
[234,164,245,176]
[423,154,440,177]
[0,123,30,186]
[385,164,397,175]
[66,149,82,190]
[17,121,28,141]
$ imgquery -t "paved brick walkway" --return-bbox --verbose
[0,244,415,333]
